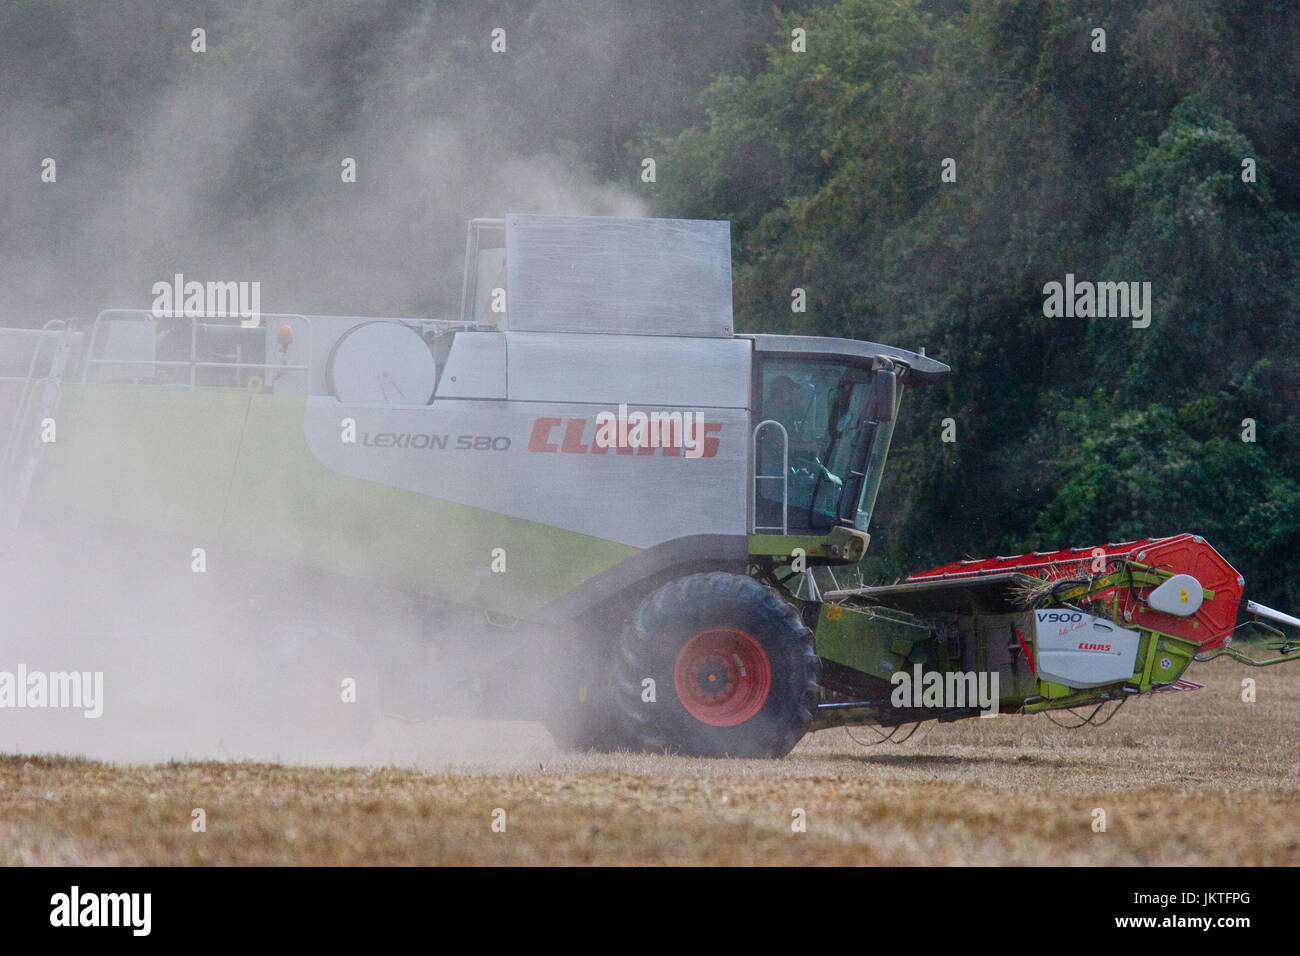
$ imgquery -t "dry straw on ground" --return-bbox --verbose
[2,658,1296,865]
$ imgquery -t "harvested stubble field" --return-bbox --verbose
[2,658,1297,866]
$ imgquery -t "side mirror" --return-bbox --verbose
[872,366,898,422]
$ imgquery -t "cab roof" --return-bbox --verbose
[740,334,949,385]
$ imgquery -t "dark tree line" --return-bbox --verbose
[650,0,1300,608]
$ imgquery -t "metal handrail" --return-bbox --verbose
[751,419,789,535]
[0,319,71,529]
[2,326,60,470]
[1,320,68,468]
[81,309,315,387]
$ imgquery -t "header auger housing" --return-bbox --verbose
[1,215,1296,758]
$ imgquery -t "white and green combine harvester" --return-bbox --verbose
[3,215,1297,757]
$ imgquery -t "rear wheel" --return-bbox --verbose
[614,572,820,758]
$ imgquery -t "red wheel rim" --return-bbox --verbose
[673,627,771,727]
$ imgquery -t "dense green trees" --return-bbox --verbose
[651,0,1300,607]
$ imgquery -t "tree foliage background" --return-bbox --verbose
[649,0,1300,608]
[2,0,1297,606]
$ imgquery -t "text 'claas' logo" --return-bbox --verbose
[528,415,721,458]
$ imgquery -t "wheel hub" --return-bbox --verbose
[673,626,771,727]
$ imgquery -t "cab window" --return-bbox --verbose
[756,360,873,532]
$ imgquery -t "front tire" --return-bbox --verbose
[613,572,820,758]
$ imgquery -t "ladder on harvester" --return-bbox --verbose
[751,419,789,535]
[0,320,75,532]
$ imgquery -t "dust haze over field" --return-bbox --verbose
[0,531,568,768]
[0,3,647,765]
[0,2,646,325]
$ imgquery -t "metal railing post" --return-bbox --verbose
[751,419,789,535]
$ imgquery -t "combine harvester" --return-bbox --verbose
[1,215,1297,757]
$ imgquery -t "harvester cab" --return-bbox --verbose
[752,349,902,538]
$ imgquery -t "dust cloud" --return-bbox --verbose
[0,2,644,767]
